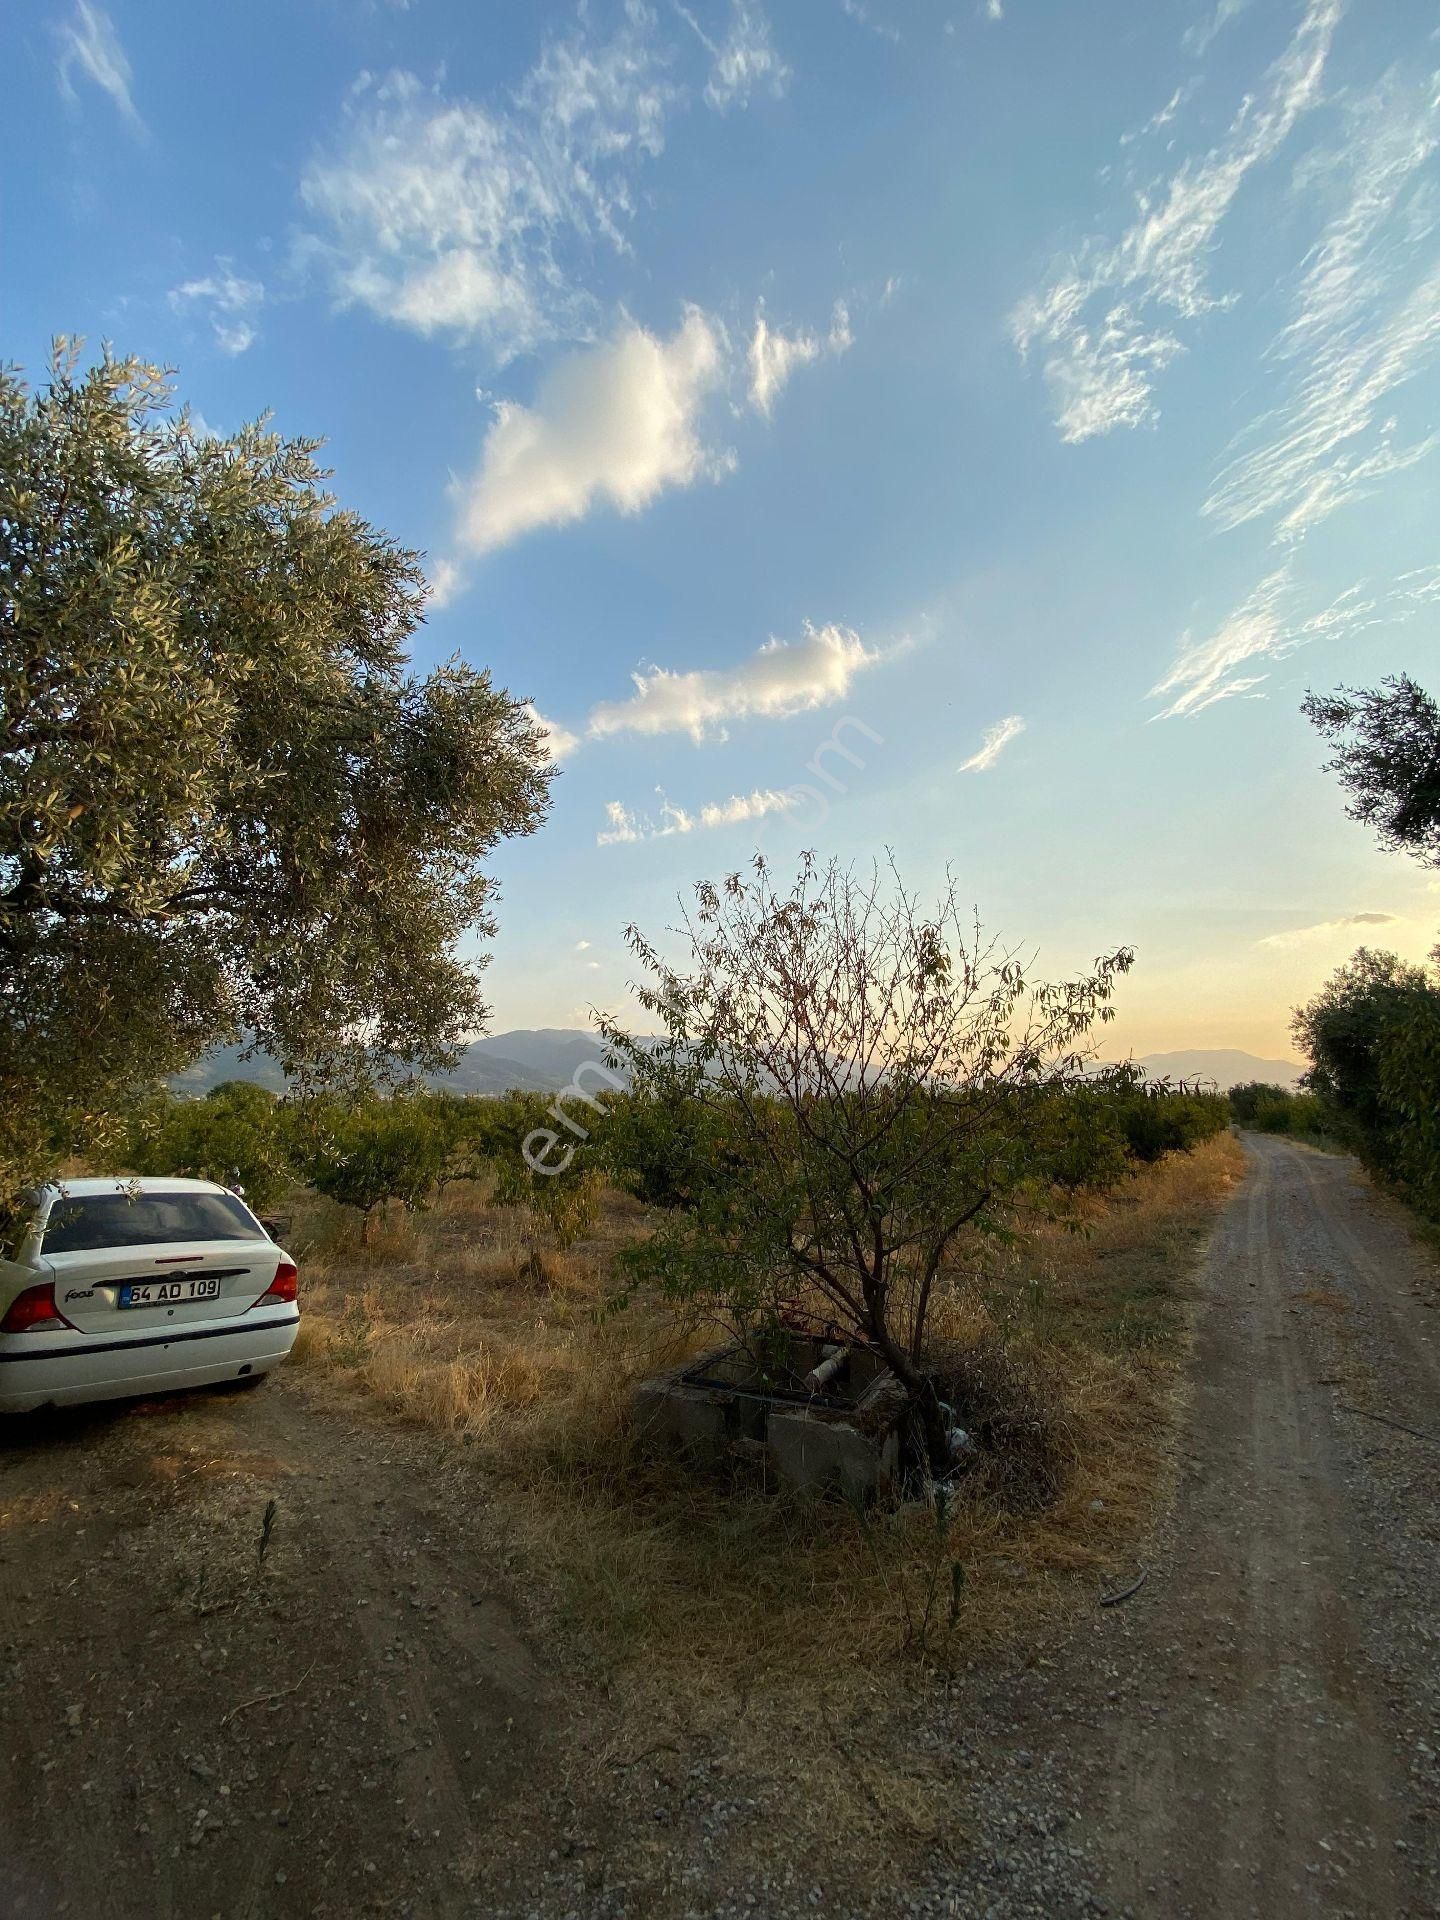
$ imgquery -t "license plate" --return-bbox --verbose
[119,1277,223,1308]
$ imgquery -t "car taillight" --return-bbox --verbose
[258,1258,298,1305]
[1,1283,70,1333]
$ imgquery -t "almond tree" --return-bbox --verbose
[603,854,1133,1477]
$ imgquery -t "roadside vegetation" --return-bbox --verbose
[1227,1081,1333,1143]
[1282,673,1440,1221]
[0,341,1284,1729]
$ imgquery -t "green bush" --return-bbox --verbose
[1108,1085,1230,1163]
[127,1081,296,1212]
[294,1096,449,1237]
[1293,947,1440,1218]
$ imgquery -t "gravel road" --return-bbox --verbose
[916,1133,1440,1920]
[0,1132,1434,1918]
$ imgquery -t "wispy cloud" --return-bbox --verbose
[597,792,694,845]
[1258,910,1399,950]
[299,20,675,360]
[1152,548,1440,720]
[168,261,265,355]
[1149,565,1381,719]
[1012,0,1340,442]
[958,714,1026,772]
[747,300,852,415]
[586,621,889,744]
[597,784,799,845]
[55,1,143,134]
[837,0,903,44]
[452,308,730,555]
[699,3,789,110]
[1202,66,1440,544]
[1184,0,1253,60]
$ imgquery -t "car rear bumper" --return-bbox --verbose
[0,1310,300,1414]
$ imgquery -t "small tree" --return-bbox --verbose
[1293,947,1440,1214]
[489,1092,606,1254]
[602,854,1133,1476]
[297,1098,449,1240]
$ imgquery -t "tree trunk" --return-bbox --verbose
[866,1318,952,1479]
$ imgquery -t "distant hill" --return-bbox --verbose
[173,1033,1306,1099]
[171,1028,619,1098]
[1133,1049,1305,1091]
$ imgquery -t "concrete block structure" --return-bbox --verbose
[633,1337,910,1502]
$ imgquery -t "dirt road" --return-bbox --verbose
[0,1133,1435,1918]
[924,1133,1440,1919]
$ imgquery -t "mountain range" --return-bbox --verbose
[172,1033,1304,1097]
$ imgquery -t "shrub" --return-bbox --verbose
[1108,1085,1230,1163]
[127,1081,295,1212]
[294,1097,449,1239]
[1293,947,1440,1217]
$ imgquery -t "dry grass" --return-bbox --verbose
[289,1135,1243,1699]
[285,1136,1244,1892]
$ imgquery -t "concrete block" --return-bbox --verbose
[632,1372,729,1454]
[766,1408,892,1504]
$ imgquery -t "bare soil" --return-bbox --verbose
[0,1133,1435,1918]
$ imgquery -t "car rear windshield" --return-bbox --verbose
[40,1192,265,1254]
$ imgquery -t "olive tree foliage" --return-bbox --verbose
[0,345,552,1206]
[1293,947,1440,1217]
[601,854,1133,1475]
[1302,675,1440,868]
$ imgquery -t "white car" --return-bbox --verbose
[0,1176,300,1415]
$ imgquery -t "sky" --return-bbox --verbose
[7,0,1440,1060]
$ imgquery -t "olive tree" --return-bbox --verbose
[0,344,553,1204]
[602,854,1133,1476]
[1303,674,1440,868]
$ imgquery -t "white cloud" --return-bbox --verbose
[1012,0,1340,442]
[838,0,903,43]
[1258,911,1400,950]
[597,783,798,845]
[1149,565,1382,719]
[525,704,581,762]
[586,621,887,744]
[698,787,801,827]
[168,262,265,356]
[453,309,728,553]
[299,20,674,360]
[575,939,592,951]
[1184,0,1253,59]
[701,4,789,110]
[56,1,143,133]
[747,300,853,415]
[1152,549,1440,720]
[597,792,694,845]
[426,557,466,609]
[959,714,1026,772]
[984,0,1004,19]
[1202,69,1440,544]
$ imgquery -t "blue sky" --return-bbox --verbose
[9,0,1439,1057]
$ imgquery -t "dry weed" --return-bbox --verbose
[291,1134,1243,1702]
